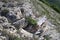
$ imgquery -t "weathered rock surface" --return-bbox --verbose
[0,0,60,40]
[13,18,27,28]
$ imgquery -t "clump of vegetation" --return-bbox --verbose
[2,0,8,3]
[2,4,6,7]
[26,17,37,26]
[9,36,22,40]
[14,37,21,40]
[39,0,60,13]
[43,35,51,40]
[20,8,24,14]
[1,9,9,17]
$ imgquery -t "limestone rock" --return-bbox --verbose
[0,16,8,23]
[13,18,27,28]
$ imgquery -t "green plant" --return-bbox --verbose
[39,0,60,13]
[14,37,21,40]
[2,0,8,3]
[43,35,51,40]
[9,36,21,40]
[1,9,9,16]
[26,17,37,26]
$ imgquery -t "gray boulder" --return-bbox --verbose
[13,18,27,29]
[0,16,8,23]
[7,7,23,22]
[6,11,17,22]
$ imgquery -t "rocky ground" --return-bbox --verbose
[0,0,60,40]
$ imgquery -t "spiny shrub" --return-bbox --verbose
[1,9,9,17]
